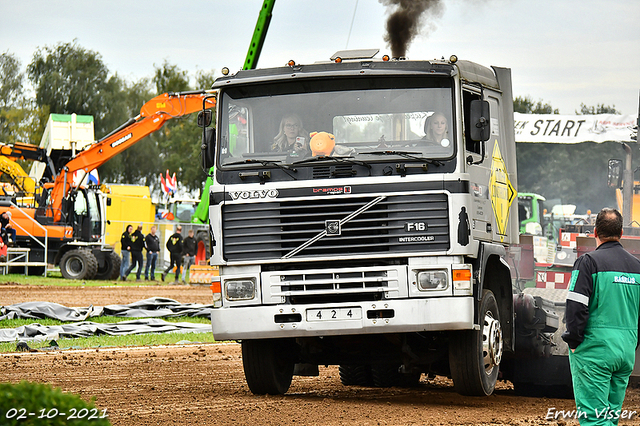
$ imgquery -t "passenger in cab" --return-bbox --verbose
[424,112,450,147]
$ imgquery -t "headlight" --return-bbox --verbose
[225,279,256,301]
[417,270,448,291]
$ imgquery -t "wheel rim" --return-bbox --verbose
[482,310,503,375]
[66,256,85,278]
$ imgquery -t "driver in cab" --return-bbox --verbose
[271,114,309,157]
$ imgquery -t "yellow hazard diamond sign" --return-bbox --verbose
[489,141,516,241]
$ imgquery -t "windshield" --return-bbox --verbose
[218,77,454,167]
[87,190,102,238]
[174,203,196,222]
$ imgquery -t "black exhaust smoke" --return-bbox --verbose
[380,0,444,58]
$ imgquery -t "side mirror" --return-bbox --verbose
[197,110,213,128]
[470,100,491,142]
[607,158,623,188]
[201,127,216,169]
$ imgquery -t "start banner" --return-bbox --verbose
[514,113,637,143]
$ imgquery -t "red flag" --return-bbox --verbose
[160,172,169,194]
[161,170,177,194]
[169,172,177,192]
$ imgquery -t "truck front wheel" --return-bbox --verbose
[449,289,503,396]
[241,339,295,395]
[59,248,98,280]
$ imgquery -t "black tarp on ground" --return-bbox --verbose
[0,298,214,342]
[0,318,212,342]
[0,298,213,321]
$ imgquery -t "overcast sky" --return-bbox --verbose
[1,0,639,115]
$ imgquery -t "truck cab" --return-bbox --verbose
[202,51,519,396]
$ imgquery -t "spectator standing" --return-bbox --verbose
[181,229,197,284]
[119,224,133,281]
[162,226,183,283]
[144,225,160,281]
[562,208,640,425]
[125,224,145,281]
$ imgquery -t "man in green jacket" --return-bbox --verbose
[562,208,640,425]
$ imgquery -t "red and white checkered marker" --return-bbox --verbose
[560,232,580,248]
[536,271,571,289]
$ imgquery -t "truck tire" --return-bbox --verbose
[60,248,98,280]
[449,289,503,396]
[339,365,373,386]
[241,339,295,395]
[195,230,210,264]
[94,250,121,280]
[370,364,421,388]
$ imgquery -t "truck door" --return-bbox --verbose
[463,87,492,242]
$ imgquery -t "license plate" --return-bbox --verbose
[306,307,362,322]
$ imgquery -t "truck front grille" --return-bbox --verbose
[262,266,405,304]
[222,193,449,261]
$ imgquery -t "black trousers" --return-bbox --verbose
[164,252,182,280]
[125,251,144,279]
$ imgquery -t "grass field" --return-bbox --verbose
[1,315,212,329]
[0,272,167,287]
[0,316,215,353]
[0,332,217,353]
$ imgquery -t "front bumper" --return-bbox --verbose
[211,296,474,340]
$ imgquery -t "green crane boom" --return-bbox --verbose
[243,0,276,70]
[192,0,276,225]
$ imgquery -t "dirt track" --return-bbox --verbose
[2,284,640,425]
[0,283,213,306]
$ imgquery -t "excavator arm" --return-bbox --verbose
[0,156,36,194]
[0,141,50,162]
[0,142,57,183]
[50,89,216,221]
[0,142,56,195]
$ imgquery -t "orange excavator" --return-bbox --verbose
[0,90,216,279]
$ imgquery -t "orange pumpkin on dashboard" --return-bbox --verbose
[309,131,335,156]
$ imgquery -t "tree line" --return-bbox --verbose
[0,41,215,194]
[0,42,630,211]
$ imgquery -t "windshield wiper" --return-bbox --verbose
[292,155,372,172]
[362,150,444,166]
[223,158,298,180]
